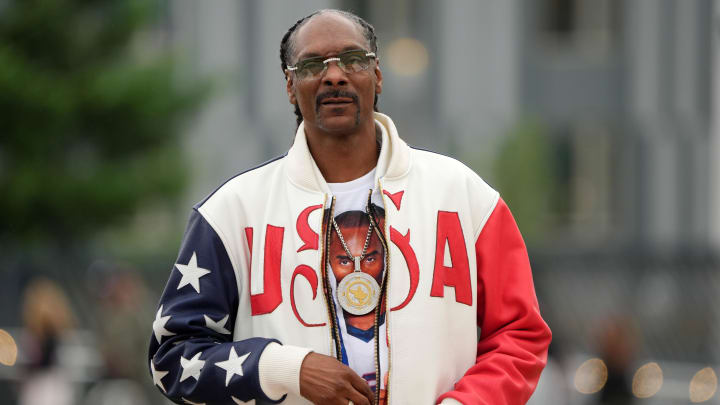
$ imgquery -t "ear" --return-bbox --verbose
[374,62,383,95]
[285,70,297,105]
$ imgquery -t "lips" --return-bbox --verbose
[316,91,359,111]
[320,97,354,105]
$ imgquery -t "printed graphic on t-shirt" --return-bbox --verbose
[328,204,388,401]
[330,207,385,318]
[326,167,388,402]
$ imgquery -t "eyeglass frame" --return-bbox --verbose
[286,49,378,80]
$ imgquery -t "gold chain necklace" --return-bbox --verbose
[332,216,374,272]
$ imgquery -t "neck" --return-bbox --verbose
[305,121,378,183]
[346,313,375,331]
[345,304,385,331]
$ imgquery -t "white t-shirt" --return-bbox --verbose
[327,168,389,394]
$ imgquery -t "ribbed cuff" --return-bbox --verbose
[439,398,463,405]
[258,342,312,401]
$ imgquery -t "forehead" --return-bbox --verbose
[330,230,380,247]
[293,13,368,60]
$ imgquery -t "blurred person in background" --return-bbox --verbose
[96,267,153,384]
[597,317,637,405]
[85,266,153,405]
[18,277,75,405]
[148,8,551,405]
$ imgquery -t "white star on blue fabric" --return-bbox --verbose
[215,347,250,386]
[175,252,211,293]
[180,352,206,382]
[182,398,205,405]
[232,396,255,404]
[152,305,175,344]
[150,360,169,393]
[204,314,231,335]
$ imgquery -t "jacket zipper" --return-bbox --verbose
[322,195,344,362]
[367,187,391,405]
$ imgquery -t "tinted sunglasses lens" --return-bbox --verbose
[298,59,325,78]
[339,52,370,73]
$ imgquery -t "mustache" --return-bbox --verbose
[316,90,359,108]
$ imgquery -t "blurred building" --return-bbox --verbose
[169,0,715,248]
[164,0,718,403]
[168,0,521,203]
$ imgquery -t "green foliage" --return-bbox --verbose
[0,0,207,242]
[493,120,556,241]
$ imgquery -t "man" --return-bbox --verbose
[149,9,551,405]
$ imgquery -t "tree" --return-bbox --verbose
[494,120,557,241]
[0,0,206,244]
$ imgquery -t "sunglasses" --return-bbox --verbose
[287,49,377,80]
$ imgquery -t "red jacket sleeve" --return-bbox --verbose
[437,198,552,404]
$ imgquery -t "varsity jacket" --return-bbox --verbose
[148,112,551,405]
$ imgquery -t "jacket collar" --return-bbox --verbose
[285,112,411,193]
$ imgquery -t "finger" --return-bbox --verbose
[348,372,375,405]
[347,388,372,405]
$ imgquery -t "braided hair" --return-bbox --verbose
[280,9,380,127]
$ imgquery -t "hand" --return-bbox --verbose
[299,352,375,405]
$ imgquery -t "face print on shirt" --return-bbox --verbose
[329,205,385,332]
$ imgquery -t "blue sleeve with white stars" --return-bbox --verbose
[148,209,281,405]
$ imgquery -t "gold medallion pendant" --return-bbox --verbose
[337,271,380,315]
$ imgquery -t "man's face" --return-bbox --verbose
[286,13,382,135]
[329,224,384,284]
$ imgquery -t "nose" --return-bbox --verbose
[322,60,348,87]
